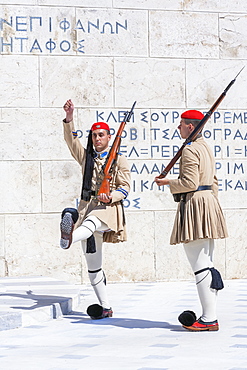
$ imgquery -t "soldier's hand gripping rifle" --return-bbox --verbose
[156,67,244,179]
[98,101,136,197]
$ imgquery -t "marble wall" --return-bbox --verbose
[0,1,246,284]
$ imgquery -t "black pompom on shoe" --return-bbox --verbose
[178,310,197,326]
[87,304,113,320]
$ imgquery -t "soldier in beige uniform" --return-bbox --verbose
[60,99,130,319]
[155,110,228,332]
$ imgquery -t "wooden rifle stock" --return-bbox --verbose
[98,101,136,196]
[157,67,244,179]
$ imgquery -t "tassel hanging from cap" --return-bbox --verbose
[81,130,95,201]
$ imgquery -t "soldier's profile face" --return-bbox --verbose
[178,119,193,139]
[92,129,111,152]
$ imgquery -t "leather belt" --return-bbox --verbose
[180,185,212,203]
[196,185,212,191]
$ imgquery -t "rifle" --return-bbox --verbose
[157,67,244,179]
[98,101,136,196]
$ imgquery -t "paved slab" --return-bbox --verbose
[0,276,81,330]
[0,278,246,369]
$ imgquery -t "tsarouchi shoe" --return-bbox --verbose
[183,318,219,332]
[60,212,74,249]
[87,304,113,320]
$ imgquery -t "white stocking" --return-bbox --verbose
[81,233,110,309]
[183,239,217,322]
[71,216,111,309]
[72,215,109,244]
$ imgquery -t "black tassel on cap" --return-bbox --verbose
[81,130,95,201]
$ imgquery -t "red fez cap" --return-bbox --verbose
[181,110,204,120]
[91,122,110,132]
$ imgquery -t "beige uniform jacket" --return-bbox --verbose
[63,120,131,243]
[169,136,228,245]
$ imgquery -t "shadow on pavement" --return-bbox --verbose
[0,291,72,310]
[64,311,185,331]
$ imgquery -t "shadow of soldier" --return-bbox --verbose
[0,290,75,318]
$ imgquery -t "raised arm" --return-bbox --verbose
[62,99,85,166]
[63,99,74,123]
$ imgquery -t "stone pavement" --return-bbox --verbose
[0,277,246,370]
[0,276,81,330]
